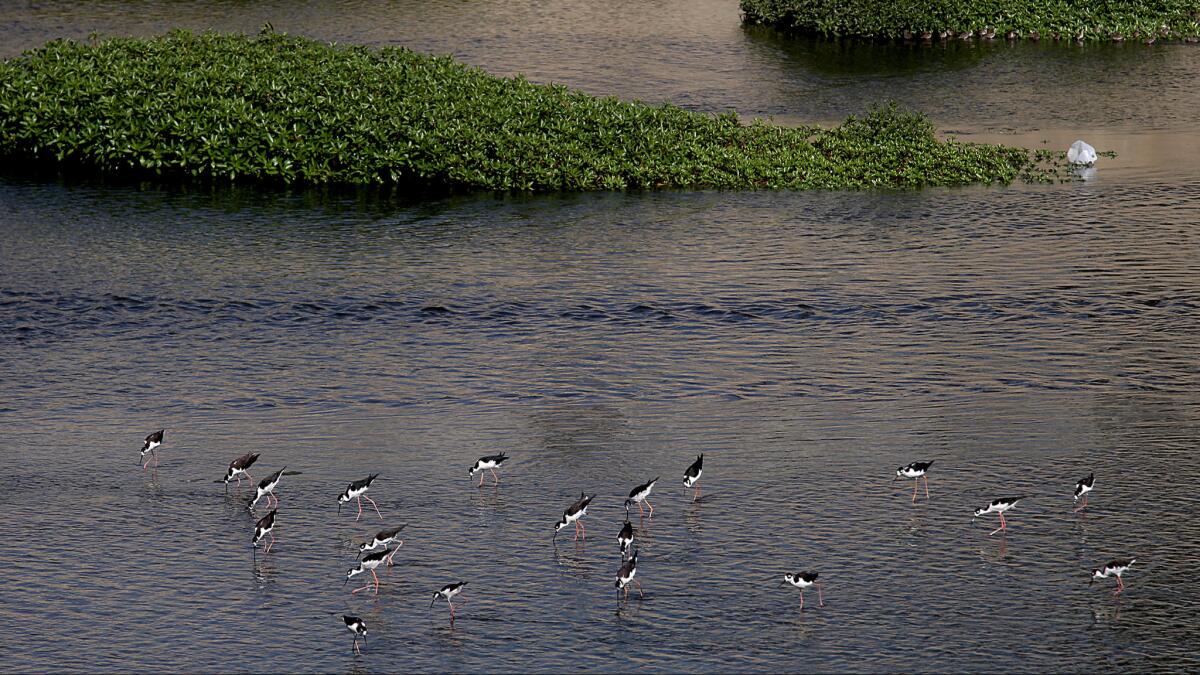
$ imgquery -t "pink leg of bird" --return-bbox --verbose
[912,481,918,503]
[638,502,645,517]
[799,591,805,610]
[387,542,402,565]
[264,533,274,554]
[924,476,930,499]
[351,583,373,594]
[478,474,484,487]
[354,641,361,655]
[694,483,701,502]
[818,583,825,607]
[355,495,363,521]
[635,580,644,598]
[363,495,383,520]
[580,520,587,540]
[490,468,500,485]
[372,569,380,594]
[646,500,654,518]
[573,520,580,541]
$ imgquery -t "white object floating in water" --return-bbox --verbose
[1067,139,1097,165]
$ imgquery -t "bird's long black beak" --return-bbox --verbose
[338,502,342,515]
[429,597,436,609]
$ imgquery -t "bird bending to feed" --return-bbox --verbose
[1073,473,1094,512]
[342,615,366,654]
[468,452,508,487]
[360,525,406,566]
[249,467,285,510]
[224,452,260,490]
[616,549,643,599]
[617,519,634,559]
[345,548,390,595]
[683,454,703,502]
[1091,559,1135,594]
[338,474,382,521]
[625,477,659,519]
[430,582,468,620]
[139,429,164,470]
[894,461,933,503]
[973,497,1024,535]
[553,493,595,542]
[252,509,277,553]
[781,572,824,610]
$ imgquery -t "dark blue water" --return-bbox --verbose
[2,1,1200,673]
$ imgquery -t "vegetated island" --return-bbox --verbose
[741,0,1200,42]
[0,30,1068,192]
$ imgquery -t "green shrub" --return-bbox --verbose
[741,0,1200,40]
[0,30,1065,190]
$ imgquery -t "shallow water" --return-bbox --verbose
[2,1,1200,673]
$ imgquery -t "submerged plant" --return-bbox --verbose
[0,30,1067,191]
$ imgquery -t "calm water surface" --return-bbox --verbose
[2,1,1200,673]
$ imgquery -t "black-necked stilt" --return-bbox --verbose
[252,509,277,553]
[338,474,382,521]
[625,477,659,519]
[342,615,367,655]
[1074,473,1095,512]
[468,452,508,487]
[360,525,406,566]
[895,461,933,503]
[430,581,467,620]
[1090,558,1135,594]
[553,492,595,542]
[616,548,643,599]
[139,429,164,470]
[781,572,824,610]
[345,547,390,595]
[249,466,285,510]
[617,519,634,559]
[683,454,703,502]
[224,452,260,490]
[973,497,1025,535]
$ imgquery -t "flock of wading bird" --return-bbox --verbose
[138,429,1136,656]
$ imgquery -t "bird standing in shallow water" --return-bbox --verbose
[338,474,383,521]
[894,461,933,503]
[625,477,659,519]
[781,572,824,610]
[1073,473,1095,512]
[139,429,164,470]
[553,493,595,542]
[468,453,508,487]
[224,452,260,491]
[617,519,634,559]
[683,454,704,502]
[249,467,285,510]
[616,549,643,599]
[252,509,277,553]
[345,548,390,595]
[973,497,1024,535]
[342,615,366,654]
[360,525,406,566]
[430,582,467,621]
[1091,559,1135,594]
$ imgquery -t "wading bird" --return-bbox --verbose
[224,452,260,490]
[342,615,366,654]
[468,453,509,487]
[683,454,704,502]
[616,549,643,599]
[781,572,824,610]
[359,525,406,566]
[338,474,382,521]
[430,582,468,620]
[249,466,285,510]
[973,497,1025,535]
[345,547,390,595]
[139,429,164,469]
[1091,558,1135,594]
[895,461,933,503]
[625,477,659,519]
[1073,473,1094,513]
[553,493,595,542]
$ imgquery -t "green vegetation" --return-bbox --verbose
[0,30,1068,191]
[741,0,1200,41]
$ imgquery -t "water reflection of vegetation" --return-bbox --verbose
[742,0,1200,42]
[0,30,1071,191]
[742,26,993,76]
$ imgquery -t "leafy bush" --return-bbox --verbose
[0,30,1063,190]
[741,0,1200,41]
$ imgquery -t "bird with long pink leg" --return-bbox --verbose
[780,572,824,610]
[345,548,390,595]
[430,581,468,622]
[1073,473,1095,513]
[338,474,383,521]
[139,429,164,470]
[252,509,276,554]
[553,492,595,542]
[468,453,508,487]
[972,497,1025,535]
[1091,558,1135,595]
